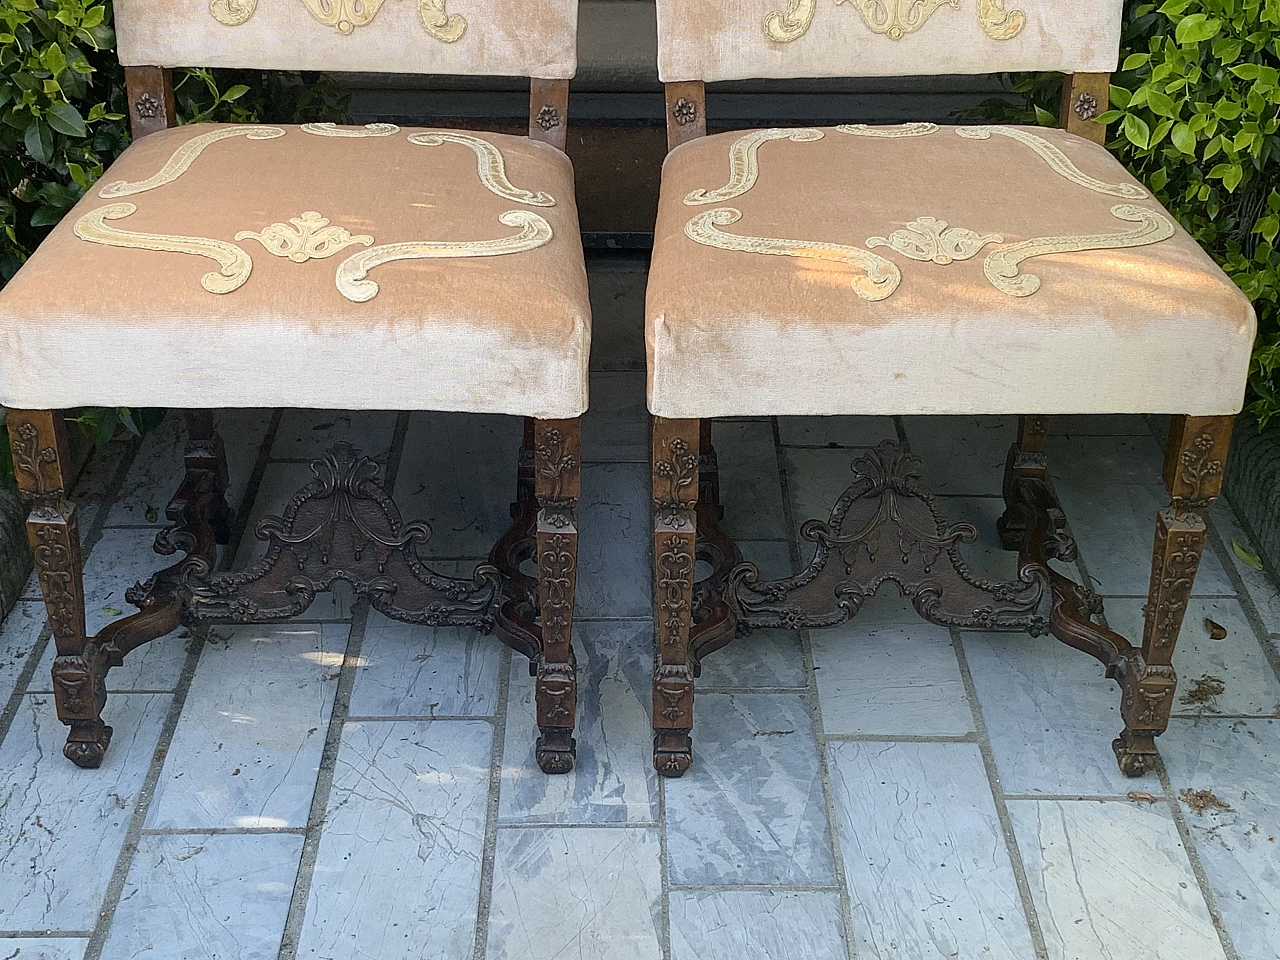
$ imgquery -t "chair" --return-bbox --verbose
[645,0,1256,776]
[0,0,589,773]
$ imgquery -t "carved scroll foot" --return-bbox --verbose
[654,729,693,777]
[64,720,113,768]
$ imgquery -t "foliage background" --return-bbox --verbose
[974,0,1280,427]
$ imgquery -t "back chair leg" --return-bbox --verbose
[6,410,110,767]
[176,410,234,546]
[1114,415,1233,775]
[998,415,1056,550]
[532,418,581,774]
[652,416,699,776]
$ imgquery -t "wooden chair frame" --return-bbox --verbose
[650,75,1235,779]
[9,70,584,774]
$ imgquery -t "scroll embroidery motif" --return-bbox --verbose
[74,203,252,295]
[407,133,556,206]
[210,0,467,41]
[685,129,824,205]
[867,217,1002,264]
[301,122,401,137]
[99,126,286,199]
[336,210,553,303]
[685,208,900,302]
[836,122,938,138]
[764,0,1025,43]
[236,211,373,262]
[984,204,1175,297]
[957,126,1149,199]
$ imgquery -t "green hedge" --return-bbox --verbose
[976,0,1280,427]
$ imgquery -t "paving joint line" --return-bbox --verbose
[470,643,512,960]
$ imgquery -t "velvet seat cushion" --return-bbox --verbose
[645,124,1254,420]
[0,123,590,419]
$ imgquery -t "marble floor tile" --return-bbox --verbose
[714,421,789,540]
[1103,597,1280,717]
[587,261,647,372]
[963,632,1143,795]
[1161,718,1280,960]
[1048,434,1166,489]
[501,621,657,825]
[0,939,87,959]
[0,693,169,931]
[901,415,1015,496]
[783,447,866,528]
[1213,506,1280,634]
[669,890,846,960]
[146,624,348,829]
[1008,799,1227,960]
[665,693,835,885]
[0,602,45,705]
[107,409,272,526]
[99,833,301,960]
[486,827,663,960]
[1058,482,1234,596]
[396,411,522,558]
[582,371,647,462]
[1048,414,1160,437]
[811,619,974,736]
[777,416,896,448]
[270,409,396,462]
[349,611,501,718]
[296,720,491,960]
[828,740,1036,960]
[577,462,651,619]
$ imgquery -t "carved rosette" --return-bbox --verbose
[672,98,698,126]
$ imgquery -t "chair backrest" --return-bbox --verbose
[655,0,1124,83]
[114,0,579,80]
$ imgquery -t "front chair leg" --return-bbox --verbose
[1114,415,1233,776]
[652,417,699,777]
[6,410,111,767]
[532,418,581,774]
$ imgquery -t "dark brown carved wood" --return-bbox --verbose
[1061,72,1111,144]
[124,65,176,139]
[530,78,570,152]
[665,81,707,150]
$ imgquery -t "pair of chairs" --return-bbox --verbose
[0,0,1255,781]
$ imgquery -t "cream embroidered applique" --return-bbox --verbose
[764,0,1025,43]
[685,129,824,205]
[867,217,1002,264]
[236,211,373,263]
[685,208,900,302]
[210,0,467,41]
[835,122,939,138]
[301,122,401,137]
[75,203,252,294]
[957,126,1149,199]
[984,204,1175,297]
[336,210,553,303]
[408,132,556,206]
[98,126,286,199]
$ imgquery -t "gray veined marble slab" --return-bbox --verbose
[1103,597,1280,717]
[145,623,348,830]
[1047,414,1160,437]
[348,610,502,718]
[777,415,897,449]
[270,409,396,462]
[664,693,835,885]
[106,408,272,527]
[1161,718,1280,960]
[395,411,522,558]
[1213,505,1280,634]
[576,462,651,619]
[0,939,87,959]
[0,602,45,706]
[810,619,974,737]
[582,371,647,462]
[296,720,491,960]
[500,620,657,825]
[1008,799,1227,960]
[0,693,169,931]
[715,421,789,540]
[827,740,1036,960]
[900,415,1016,496]
[669,890,847,960]
[486,827,663,960]
[1048,434,1167,489]
[962,632,1143,795]
[97,833,301,960]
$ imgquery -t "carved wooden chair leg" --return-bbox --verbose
[1114,415,1233,776]
[532,418,581,774]
[998,415,1057,551]
[6,410,110,767]
[652,417,699,776]
[176,411,234,546]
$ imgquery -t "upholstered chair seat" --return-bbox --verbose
[646,123,1254,420]
[0,123,590,418]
